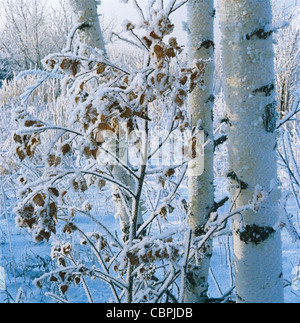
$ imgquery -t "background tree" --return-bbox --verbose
[273,5,300,116]
[219,0,284,302]
[0,0,71,75]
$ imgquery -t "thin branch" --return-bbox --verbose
[68,254,94,303]
[111,31,144,50]
[59,206,122,248]
[75,227,121,303]
[148,117,176,160]
[81,170,136,197]
[277,148,300,187]
[283,130,300,185]
[170,0,188,13]
[166,0,178,15]
[98,145,139,181]
[45,292,70,303]
[154,262,176,302]
[130,29,150,51]
[132,0,146,22]
[195,203,253,254]
[277,93,300,128]
[137,164,187,237]
[20,168,136,208]
[18,67,61,105]
[179,228,192,302]
[52,169,136,198]
[17,125,83,137]
[209,266,223,296]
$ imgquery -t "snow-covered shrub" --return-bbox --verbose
[10,1,212,303]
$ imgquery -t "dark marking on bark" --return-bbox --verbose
[209,196,229,214]
[194,224,206,237]
[203,129,210,138]
[214,134,228,151]
[227,170,249,190]
[205,94,215,104]
[78,23,91,30]
[186,271,197,288]
[220,117,232,127]
[236,293,246,303]
[198,39,215,51]
[237,224,275,245]
[186,267,208,296]
[262,102,277,133]
[245,28,273,40]
[211,9,216,18]
[113,193,121,200]
[122,225,130,242]
[253,84,275,97]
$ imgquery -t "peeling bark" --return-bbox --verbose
[245,28,273,40]
[253,84,275,97]
[237,224,276,245]
[262,102,277,133]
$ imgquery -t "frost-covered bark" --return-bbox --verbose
[219,0,284,303]
[185,0,215,303]
[68,0,106,52]
[110,133,143,243]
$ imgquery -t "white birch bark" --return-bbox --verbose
[68,0,106,52]
[185,0,215,303]
[219,0,284,303]
[110,129,144,242]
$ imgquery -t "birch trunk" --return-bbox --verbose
[185,0,215,303]
[69,0,139,242]
[111,130,144,243]
[219,0,284,303]
[68,0,106,53]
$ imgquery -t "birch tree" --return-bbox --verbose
[219,0,284,302]
[185,0,215,303]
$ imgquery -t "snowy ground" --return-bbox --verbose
[0,178,299,303]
